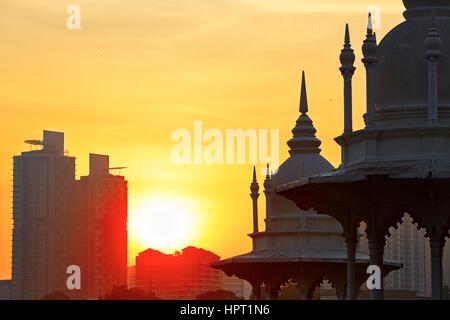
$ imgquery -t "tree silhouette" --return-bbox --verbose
[101,286,161,300]
[42,291,70,300]
[196,289,242,300]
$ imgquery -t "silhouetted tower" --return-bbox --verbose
[362,13,378,128]
[340,24,356,134]
[250,167,260,233]
[11,131,77,300]
[263,164,272,231]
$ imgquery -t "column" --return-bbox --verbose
[368,235,385,300]
[430,235,444,300]
[345,229,357,300]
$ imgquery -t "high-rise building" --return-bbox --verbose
[127,266,136,289]
[135,247,222,300]
[11,131,77,300]
[11,131,128,300]
[78,154,128,299]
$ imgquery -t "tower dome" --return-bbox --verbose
[268,72,342,236]
[270,72,334,216]
[374,1,450,128]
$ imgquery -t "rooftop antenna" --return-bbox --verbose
[109,167,128,175]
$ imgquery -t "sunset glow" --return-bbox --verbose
[0,0,407,279]
[129,196,200,254]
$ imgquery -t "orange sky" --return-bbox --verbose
[0,0,406,279]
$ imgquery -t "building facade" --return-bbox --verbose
[0,280,11,300]
[11,131,77,300]
[135,246,222,300]
[78,154,128,299]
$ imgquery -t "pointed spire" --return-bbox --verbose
[299,71,308,114]
[367,12,373,34]
[265,163,271,179]
[287,70,321,155]
[340,23,356,135]
[340,24,355,68]
[250,167,260,234]
[250,166,259,194]
[264,163,272,189]
[362,12,378,129]
[344,23,350,45]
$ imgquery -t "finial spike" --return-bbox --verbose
[299,71,308,114]
[266,163,270,178]
[345,23,350,45]
[367,12,373,33]
[252,166,257,182]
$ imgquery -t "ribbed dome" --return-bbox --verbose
[374,12,450,127]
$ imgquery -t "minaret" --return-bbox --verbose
[287,71,322,155]
[263,163,272,231]
[425,14,441,126]
[250,166,260,233]
[340,24,356,134]
[362,13,378,129]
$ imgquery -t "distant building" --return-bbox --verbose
[384,214,428,296]
[135,247,222,300]
[11,131,128,300]
[127,266,136,289]
[0,280,11,300]
[222,275,250,299]
[359,215,430,297]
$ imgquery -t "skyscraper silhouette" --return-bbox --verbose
[12,131,77,300]
[11,131,128,300]
[79,154,128,298]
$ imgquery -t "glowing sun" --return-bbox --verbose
[129,195,198,253]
